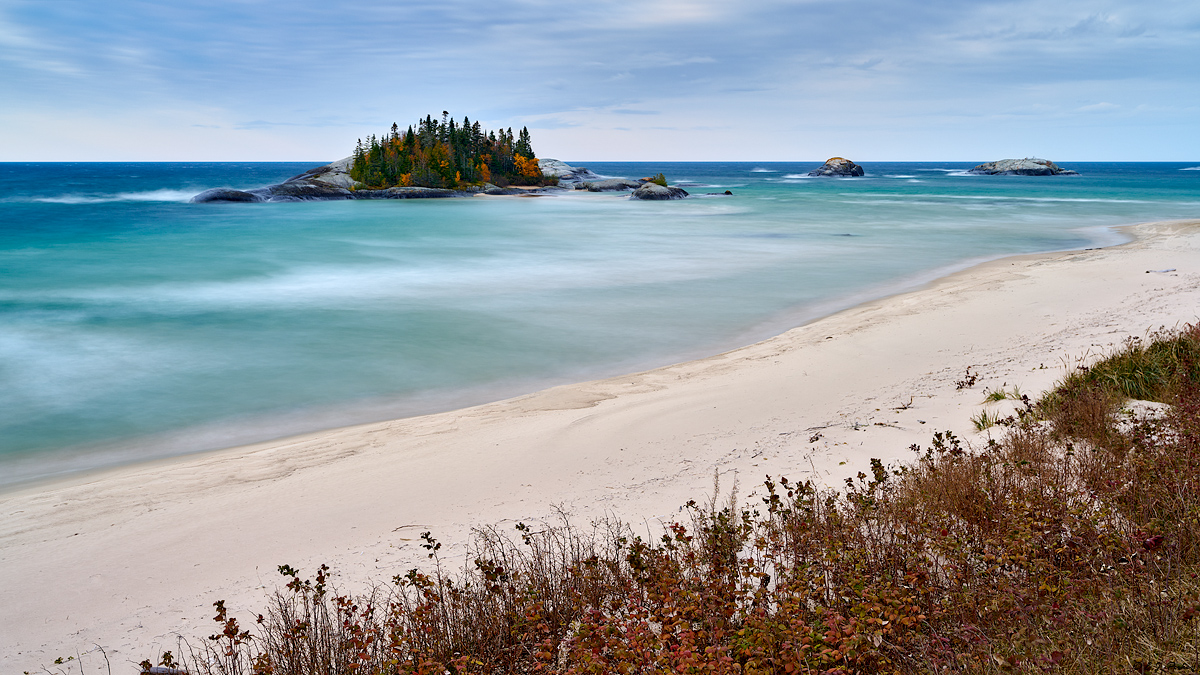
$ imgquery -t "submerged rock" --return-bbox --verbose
[807,157,865,177]
[190,188,263,203]
[630,183,689,200]
[968,158,1079,176]
[574,178,643,192]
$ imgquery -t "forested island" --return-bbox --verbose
[189,114,693,202]
[349,112,556,189]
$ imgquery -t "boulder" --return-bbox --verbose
[190,188,263,203]
[538,158,602,184]
[630,183,689,200]
[574,178,643,192]
[807,157,865,177]
[968,158,1079,176]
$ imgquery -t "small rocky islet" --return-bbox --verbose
[801,156,1078,177]
[807,157,865,177]
[967,158,1079,176]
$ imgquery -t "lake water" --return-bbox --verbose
[2,161,1198,485]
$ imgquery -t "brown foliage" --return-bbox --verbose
[152,328,1200,675]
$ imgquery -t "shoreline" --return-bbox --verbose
[0,217,1130,495]
[4,218,1200,671]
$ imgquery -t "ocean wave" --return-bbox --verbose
[886,175,917,179]
[33,189,205,204]
[853,192,1152,204]
[781,174,810,179]
[1182,166,1200,171]
[749,168,777,173]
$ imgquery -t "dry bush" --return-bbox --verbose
[149,327,1200,675]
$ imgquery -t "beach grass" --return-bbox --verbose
[129,326,1200,675]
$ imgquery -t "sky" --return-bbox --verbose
[1,0,1198,161]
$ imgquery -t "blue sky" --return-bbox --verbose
[1,0,1197,161]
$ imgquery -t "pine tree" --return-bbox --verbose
[347,112,551,189]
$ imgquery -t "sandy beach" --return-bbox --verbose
[3,218,1200,673]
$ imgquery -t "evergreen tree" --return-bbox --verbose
[348,112,551,189]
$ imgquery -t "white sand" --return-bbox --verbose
[3,219,1200,672]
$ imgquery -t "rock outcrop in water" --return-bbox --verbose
[191,188,263,203]
[968,158,1079,176]
[807,157,865,177]
[574,178,643,192]
[630,183,689,200]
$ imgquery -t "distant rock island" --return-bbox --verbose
[968,158,1079,176]
[808,157,865,177]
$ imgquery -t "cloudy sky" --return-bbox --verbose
[1,0,1197,161]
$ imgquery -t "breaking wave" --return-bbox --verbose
[31,189,202,204]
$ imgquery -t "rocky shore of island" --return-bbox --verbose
[191,158,694,202]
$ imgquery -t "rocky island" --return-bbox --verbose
[191,112,693,203]
[807,157,865,177]
[968,158,1079,176]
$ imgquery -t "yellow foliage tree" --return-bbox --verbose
[514,154,541,178]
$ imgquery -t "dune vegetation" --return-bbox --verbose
[130,325,1200,675]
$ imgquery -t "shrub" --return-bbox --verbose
[145,326,1200,675]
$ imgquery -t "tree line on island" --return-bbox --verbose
[350,112,556,189]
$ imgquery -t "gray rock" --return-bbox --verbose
[286,156,362,189]
[355,187,469,199]
[538,158,603,184]
[968,158,1079,176]
[483,185,526,195]
[251,181,354,201]
[630,183,689,200]
[190,188,263,203]
[808,157,865,177]
[575,178,643,192]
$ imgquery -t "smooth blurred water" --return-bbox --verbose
[1,161,1198,485]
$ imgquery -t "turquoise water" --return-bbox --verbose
[2,161,1198,485]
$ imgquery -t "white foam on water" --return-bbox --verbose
[32,189,202,204]
[750,167,777,172]
[1182,166,1200,171]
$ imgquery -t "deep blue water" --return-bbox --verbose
[1,161,1198,485]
